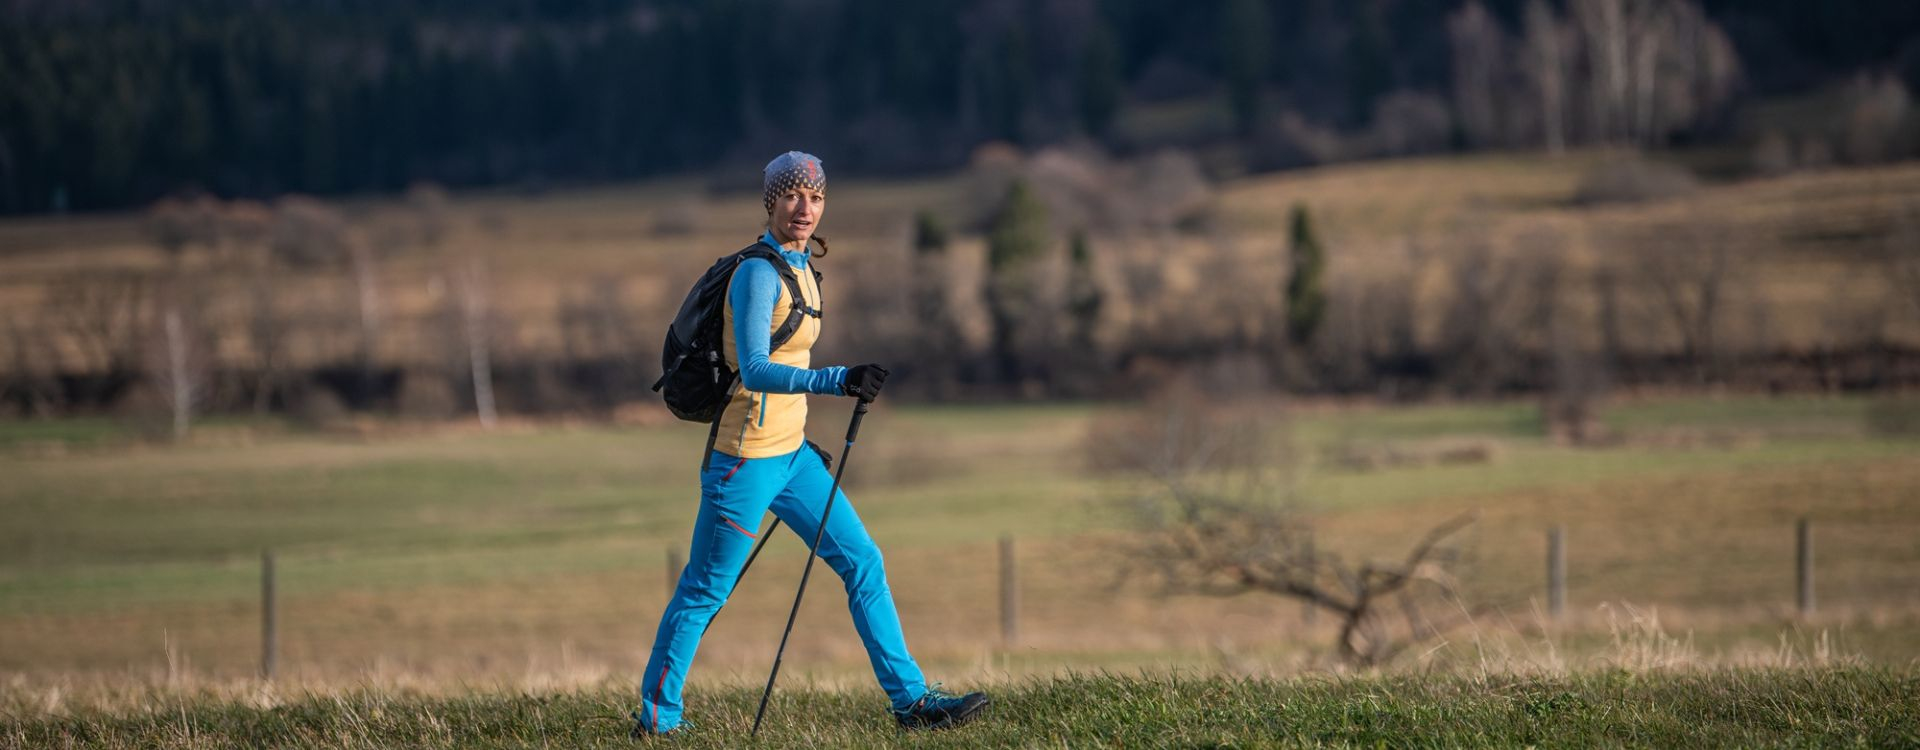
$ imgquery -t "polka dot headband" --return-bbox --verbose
[763,151,826,213]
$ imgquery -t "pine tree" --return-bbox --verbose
[1285,203,1327,348]
[986,180,1050,384]
[1077,23,1124,139]
[1221,0,1273,137]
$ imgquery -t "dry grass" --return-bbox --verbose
[3,152,1919,376]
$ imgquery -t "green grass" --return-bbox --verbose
[4,670,1915,748]
[0,417,129,448]
[2,394,1916,679]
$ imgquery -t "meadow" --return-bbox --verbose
[4,153,1919,745]
[3,394,1916,699]
[5,670,1917,748]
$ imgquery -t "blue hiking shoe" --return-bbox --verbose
[892,684,990,731]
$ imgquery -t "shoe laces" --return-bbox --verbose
[920,682,965,704]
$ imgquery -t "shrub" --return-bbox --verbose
[1572,158,1700,205]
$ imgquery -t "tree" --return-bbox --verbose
[1099,392,1483,666]
[218,200,283,415]
[913,209,949,255]
[1284,204,1327,349]
[1221,0,1273,137]
[1618,218,1740,383]
[453,255,498,429]
[1448,1,1513,149]
[911,209,959,397]
[1076,22,1124,139]
[985,180,1050,386]
[1523,0,1570,154]
[1568,0,1740,147]
[1065,229,1104,354]
[144,284,213,441]
[272,196,384,404]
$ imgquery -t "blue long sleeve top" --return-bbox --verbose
[730,231,847,396]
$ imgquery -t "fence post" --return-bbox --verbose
[667,548,683,603]
[999,535,1018,648]
[1301,530,1317,627]
[1547,526,1566,621]
[1797,517,1814,618]
[261,549,276,681]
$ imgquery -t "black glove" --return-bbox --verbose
[843,363,889,402]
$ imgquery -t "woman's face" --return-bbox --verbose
[769,186,825,246]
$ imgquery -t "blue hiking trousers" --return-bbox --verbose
[635,444,927,732]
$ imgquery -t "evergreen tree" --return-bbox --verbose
[1077,22,1124,139]
[913,209,949,255]
[1285,203,1327,348]
[1221,0,1273,136]
[986,180,1049,384]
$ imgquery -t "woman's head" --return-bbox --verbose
[764,151,826,250]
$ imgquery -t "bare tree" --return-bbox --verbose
[41,272,149,389]
[910,210,963,398]
[1886,203,1920,319]
[1,313,60,417]
[210,200,286,415]
[1572,0,1630,144]
[1098,391,1484,666]
[1617,218,1740,383]
[143,284,213,441]
[273,196,384,398]
[1569,0,1740,147]
[452,254,498,429]
[1448,1,1513,149]
[1523,0,1571,154]
[1435,238,1529,394]
[556,277,645,409]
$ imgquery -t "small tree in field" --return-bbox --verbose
[143,285,213,441]
[1284,204,1328,350]
[985,180,1050,386]
[1097,390,1483,667]
[1065,229,1104,355]
[911,209,960,397]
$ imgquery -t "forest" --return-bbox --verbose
[3,0,1917,214]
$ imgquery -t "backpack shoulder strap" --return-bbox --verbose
[734,240,821,352]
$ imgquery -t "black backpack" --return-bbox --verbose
[651,240,822,424]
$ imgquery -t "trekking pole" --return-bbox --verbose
[750,399,871,736]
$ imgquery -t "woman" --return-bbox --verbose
[631,152,989,736]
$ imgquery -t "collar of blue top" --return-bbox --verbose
[760,230,811,268]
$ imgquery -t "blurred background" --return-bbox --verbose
[2,0,1918,696]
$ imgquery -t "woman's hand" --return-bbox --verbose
[843,364,889,402]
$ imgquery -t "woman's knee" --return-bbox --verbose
[830,539,887,585]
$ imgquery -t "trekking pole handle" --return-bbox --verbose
[846,398,871,444]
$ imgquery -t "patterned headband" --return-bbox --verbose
[763,151,826,213]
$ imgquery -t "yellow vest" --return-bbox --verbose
[714,255,824,458]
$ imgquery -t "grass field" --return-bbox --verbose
[3,394,1917,702]
[4,670,1915,748]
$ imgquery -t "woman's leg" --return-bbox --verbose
[636,452,781,732]
[769,445,928,711]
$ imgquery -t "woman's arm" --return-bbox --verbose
[730,258,847,395]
